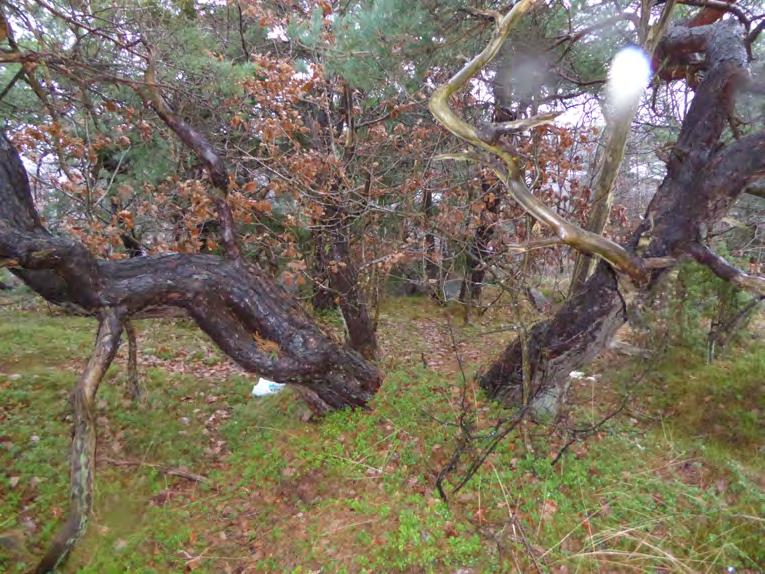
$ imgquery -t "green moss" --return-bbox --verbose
[1,303,763,573]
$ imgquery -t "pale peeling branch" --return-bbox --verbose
[569,0,676,294]
[428,0,646,282]
[477,111,561,144]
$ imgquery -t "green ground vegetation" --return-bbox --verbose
[0,288,763,573]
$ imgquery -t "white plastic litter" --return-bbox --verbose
[569,371,586,380]
[251,377,285,397]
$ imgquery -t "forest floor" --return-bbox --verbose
[0,287,763,573]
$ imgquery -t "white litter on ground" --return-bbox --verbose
[251,377,285,397]
[569,371,599,382]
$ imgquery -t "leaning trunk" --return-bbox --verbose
[480,20,763,408]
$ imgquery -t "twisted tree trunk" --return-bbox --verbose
[0,133,382,572]
[480,20,765,409]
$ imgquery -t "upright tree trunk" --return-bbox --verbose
[567,117,634,296]
[311,230,338,311]
[316,200,379,361]
[422,188,441,299]
[304,82,377,358]
[480,20,763,409]
[566,0,675,297]
[459,176,500,306]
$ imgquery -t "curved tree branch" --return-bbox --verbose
[428,0,647,282]
[1,125,382,572]
[141,51,241,260]
[687,242,765,296]
[1,131,381,405]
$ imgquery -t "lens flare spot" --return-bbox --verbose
[606,46,651,118]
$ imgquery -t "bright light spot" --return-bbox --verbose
[606,46,651,118]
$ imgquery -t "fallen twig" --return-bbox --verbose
[99,457,207,482]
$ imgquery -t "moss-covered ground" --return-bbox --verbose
[1,290,763,573]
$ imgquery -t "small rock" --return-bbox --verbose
[20,517,36,532]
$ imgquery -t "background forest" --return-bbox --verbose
[0,0,763,572]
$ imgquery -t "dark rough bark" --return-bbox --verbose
[480,20,764,407]
[1,130,383,573]
[315,201,379,361]
[480,260,625,407]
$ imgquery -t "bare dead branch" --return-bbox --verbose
[476,112,561,144]
[428,0,647,282]
[687,242,765,296]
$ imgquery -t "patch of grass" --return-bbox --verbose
[0,311,94,367]
[1,302,763,573]
[642,344,764,458]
